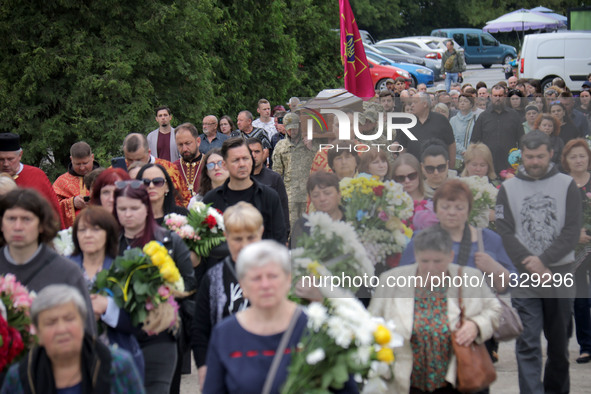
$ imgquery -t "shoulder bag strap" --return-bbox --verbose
[261,306,302,394]
[456,266,464,328]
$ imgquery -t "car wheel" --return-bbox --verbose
[541,77,554,93]
[376,78,389,91]
[410,76,417,88]
[503,55,513,65]
[482,64,492,69]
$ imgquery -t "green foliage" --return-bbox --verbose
[93,248,164,326]
[0,0,341,180]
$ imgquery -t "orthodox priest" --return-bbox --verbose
[174,123,203,205]
[0,133,63,228]
[53,141,100,228]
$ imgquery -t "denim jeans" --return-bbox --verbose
[445,72,458,92]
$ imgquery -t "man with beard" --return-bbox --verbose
[202,137,287,244]
[470,84,524,174]
[496,131,580,394]
[147,106,179,162]
[174,123,203,202]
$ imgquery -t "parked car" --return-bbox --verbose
[367,60,412,91]
[365,51,434,88]
[365,44,426,66]
[377,36,463,59]
[381,42,441,61]
[519,31,591,92]
[431,28,517,68]
[372,44,443,80]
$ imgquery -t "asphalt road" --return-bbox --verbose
[180,327,590,393]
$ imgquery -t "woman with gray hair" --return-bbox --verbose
[203,241,359,393]
[0,285,144,393]
[370,226,501,393]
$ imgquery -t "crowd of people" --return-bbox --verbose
[0,64,591,393]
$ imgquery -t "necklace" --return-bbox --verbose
[180,158,202,196]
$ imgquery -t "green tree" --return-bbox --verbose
[0,0,218,179]
[0,0,348,181]
[285,0,342,97]
[208,0,299,115]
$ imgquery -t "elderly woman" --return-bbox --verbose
[400,180,515,291]
[191,202,264,390]
[370,226,501,394]
[0,285,144,393]
[203,240,357,393]
[449,94,478,168]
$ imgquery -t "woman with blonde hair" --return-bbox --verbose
[461,143,497,182]
[191,202,265,390]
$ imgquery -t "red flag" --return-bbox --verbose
[339,0,374,99]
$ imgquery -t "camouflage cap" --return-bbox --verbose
[385,78,395,84]
[283,113,300,130]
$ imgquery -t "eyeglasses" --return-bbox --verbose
[423,164,447,174]
[393,172,418,183]
[206,160,223,171]
[115,180,144,189]
[142,177,166,187]
[550,100,562,106]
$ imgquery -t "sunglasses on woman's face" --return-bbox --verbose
[393,172,418,183]
[423,164,447,174]
[142,177,166,187]
[115,180,145,189]
[206,160,223,171]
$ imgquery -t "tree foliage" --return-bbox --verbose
[0,0,341,179]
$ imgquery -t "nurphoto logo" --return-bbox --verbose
[301,107,418,152]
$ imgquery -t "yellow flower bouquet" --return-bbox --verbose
[93,241,184,334]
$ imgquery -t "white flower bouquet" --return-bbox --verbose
[459,176,498,228]
[292,212,373,293]
[282,298,402,393]
[52,227,74,256]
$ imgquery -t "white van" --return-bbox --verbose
[519,31,591,92]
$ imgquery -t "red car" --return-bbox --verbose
[368,60,412,91]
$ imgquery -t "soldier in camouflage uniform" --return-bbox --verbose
[272,113,316,230]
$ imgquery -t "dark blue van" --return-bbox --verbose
[431,28,517,68]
